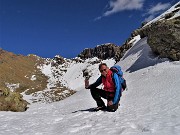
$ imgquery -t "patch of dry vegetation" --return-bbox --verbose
[0,87,28,112]
[0,49,48,94]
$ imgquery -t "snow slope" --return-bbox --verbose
[0,36,180,135]
[144,1,180,26]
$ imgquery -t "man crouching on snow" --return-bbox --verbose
[85,63,122,112]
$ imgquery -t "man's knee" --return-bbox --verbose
[90,88,99,99]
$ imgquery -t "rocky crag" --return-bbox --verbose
[78,42,133,62]
[131,3,180,60]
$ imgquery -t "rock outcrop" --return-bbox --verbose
[0,88,28,112]
[147,17,180,60]
[78,43,123,62]
[131,6,180,61]
[78,40,136,62]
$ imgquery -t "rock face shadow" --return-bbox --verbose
[123,38,167,73]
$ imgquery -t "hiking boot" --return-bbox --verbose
[93,106,106,111]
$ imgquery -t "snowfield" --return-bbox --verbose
[0,36,180,135]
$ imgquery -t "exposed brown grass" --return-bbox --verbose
[0,49,48,94]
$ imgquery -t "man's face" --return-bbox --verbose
[100,65,108,77]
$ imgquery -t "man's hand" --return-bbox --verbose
[107,100,113,106]
[84,79,89,89]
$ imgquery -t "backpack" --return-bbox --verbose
[110,65,127,91]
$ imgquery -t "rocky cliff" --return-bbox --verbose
[78,42,133,62]
[78,43,119,61]
[131,3,180,60]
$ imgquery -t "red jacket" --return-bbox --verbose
[102,70,115,92]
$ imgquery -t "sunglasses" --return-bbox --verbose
[100,68,107,73]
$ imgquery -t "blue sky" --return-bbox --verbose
[0,0,179,58]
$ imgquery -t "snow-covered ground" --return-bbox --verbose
[0,35,180,135]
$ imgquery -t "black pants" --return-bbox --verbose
[90,88,119,112]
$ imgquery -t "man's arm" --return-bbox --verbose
[86,76,102,89]
[113,73,122,104]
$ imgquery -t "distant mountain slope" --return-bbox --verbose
[0,49,75,104]
[0,49,48,93]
